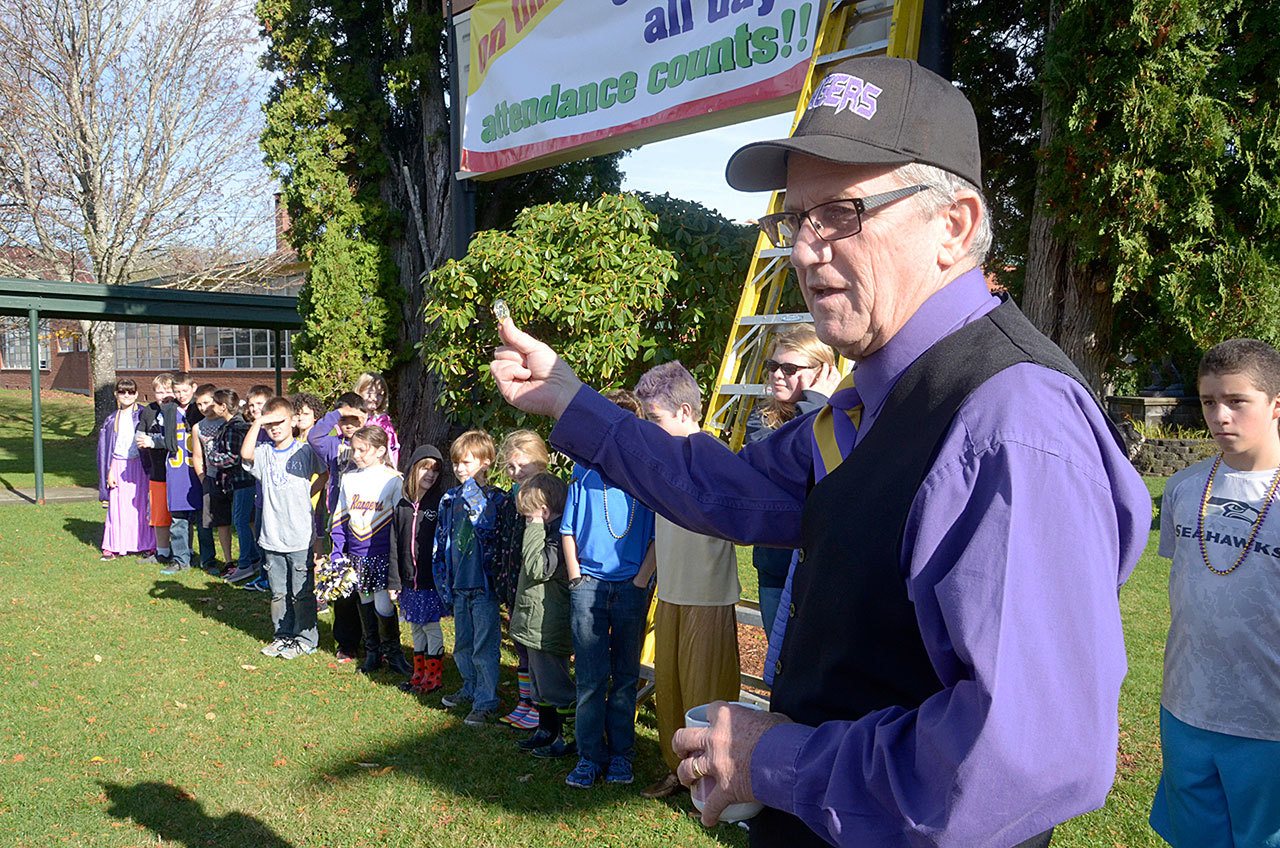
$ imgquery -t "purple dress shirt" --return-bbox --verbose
[549,268,1152,845]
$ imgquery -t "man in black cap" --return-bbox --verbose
[491,57,1151,847]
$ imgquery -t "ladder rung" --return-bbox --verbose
[817,39,889,64]
[738,313,814,326]
[717,384,770,397]
[853,0,896,17]
[759,247,792,258]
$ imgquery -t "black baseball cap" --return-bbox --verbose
[725,57,982,191]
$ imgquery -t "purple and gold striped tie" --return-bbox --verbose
[810,372,862,482]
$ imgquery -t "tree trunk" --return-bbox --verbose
[1021,0,1111,395]
[383,3,458,467]
[86,319,117,429]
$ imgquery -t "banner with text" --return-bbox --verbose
[460,0,818,177]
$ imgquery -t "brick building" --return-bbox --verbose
[1,215,308,403]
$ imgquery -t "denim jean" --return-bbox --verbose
[264,548,318,649]
[231,486,261,567]
[168,510,198,567]
[569,575,648,767]
[758,585,784,648]
[452,588,501,712]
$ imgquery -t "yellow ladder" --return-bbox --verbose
[703,0,926,449]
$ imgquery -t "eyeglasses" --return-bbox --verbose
[763,359,819,378]
[756,184,930,249]
[115,389,137,395]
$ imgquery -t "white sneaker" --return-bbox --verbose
[261,638,290,657]
[277,640,317,660]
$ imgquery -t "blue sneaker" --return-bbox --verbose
[245,575,270,592]
[605,755,633,785]
[565,757,602,789]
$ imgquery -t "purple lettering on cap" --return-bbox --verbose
[854,82,882,119]
[806,72,881,120]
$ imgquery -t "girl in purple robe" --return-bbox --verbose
[98,378,156,559]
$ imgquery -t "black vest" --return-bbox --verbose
[751,299,1108,847]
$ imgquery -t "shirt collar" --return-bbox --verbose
[854,267,999,419]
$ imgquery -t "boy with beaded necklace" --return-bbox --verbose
[559,390,656,789]
[1150,338,1280,847]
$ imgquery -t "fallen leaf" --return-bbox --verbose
[93,655,103,663]
[516,774,533,783]
[240,664,258,671]
[205,712,217,721]
[370,766,393,776]
[173,701,188,709]
[11,754,25,763]
[273,757,288,767]
[89,756,105,763]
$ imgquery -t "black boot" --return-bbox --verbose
[378,611,412,675]
[532,707,576,759]
[357,600,382,674]
[518,703,558,751]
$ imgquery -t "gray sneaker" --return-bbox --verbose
[261,638,290,657]
[277,640,317,660]
[440,689,473,709]
[463,708,496,727]
[224,564,259,583]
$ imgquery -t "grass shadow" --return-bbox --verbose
[305,712,746,846]
[63,515,104,549]
[101,780,294,848]
[149,578,276,644]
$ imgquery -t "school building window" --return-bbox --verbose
[114,323,180,371]
[0,320,52,370]
[56,329,86,353]
[190,327,294,370]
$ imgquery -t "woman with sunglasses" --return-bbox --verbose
[744,325,839,644]
[97,378,156,561]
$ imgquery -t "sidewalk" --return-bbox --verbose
[0,485,99,505]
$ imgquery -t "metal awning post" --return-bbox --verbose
[273,329,283,395]
[29,308,45,504]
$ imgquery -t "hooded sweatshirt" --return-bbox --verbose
[390,444,446,592]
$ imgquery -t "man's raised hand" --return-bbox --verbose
[490,319,584,420]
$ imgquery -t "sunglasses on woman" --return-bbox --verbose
[763,360,819,378]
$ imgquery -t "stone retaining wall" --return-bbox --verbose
[1133,437,1216,476]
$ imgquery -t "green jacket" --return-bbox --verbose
[509,519,572,655]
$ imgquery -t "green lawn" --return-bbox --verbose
[0,390,1174,846]
[0,388,98,491]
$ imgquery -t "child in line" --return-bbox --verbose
[154,377,203,576]
[329,425,409,675]
[1150,339,1280,847]
[98,378,155,560]
[136,374,176,563]
[433,430,508,726]
[309,392,368,661]
[204,390,260,582]
[494,430,552,729]
[191,383,232,572]
[560,390,656,789]
[290,392,329,564]
[392,445,447,693]
[356,372,400,469]
[633,362,742,800]
[510,472,576,759]
[242,385,275,592]
[241,397,327,659]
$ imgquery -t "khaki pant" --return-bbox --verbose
[654,599,741,772]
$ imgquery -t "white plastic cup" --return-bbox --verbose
[684,700,766,823]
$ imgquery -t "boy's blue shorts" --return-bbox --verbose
[1150,707,1280,847]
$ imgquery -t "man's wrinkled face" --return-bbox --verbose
[784,156,941,360]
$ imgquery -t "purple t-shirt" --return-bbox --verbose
[166,407,202,513]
